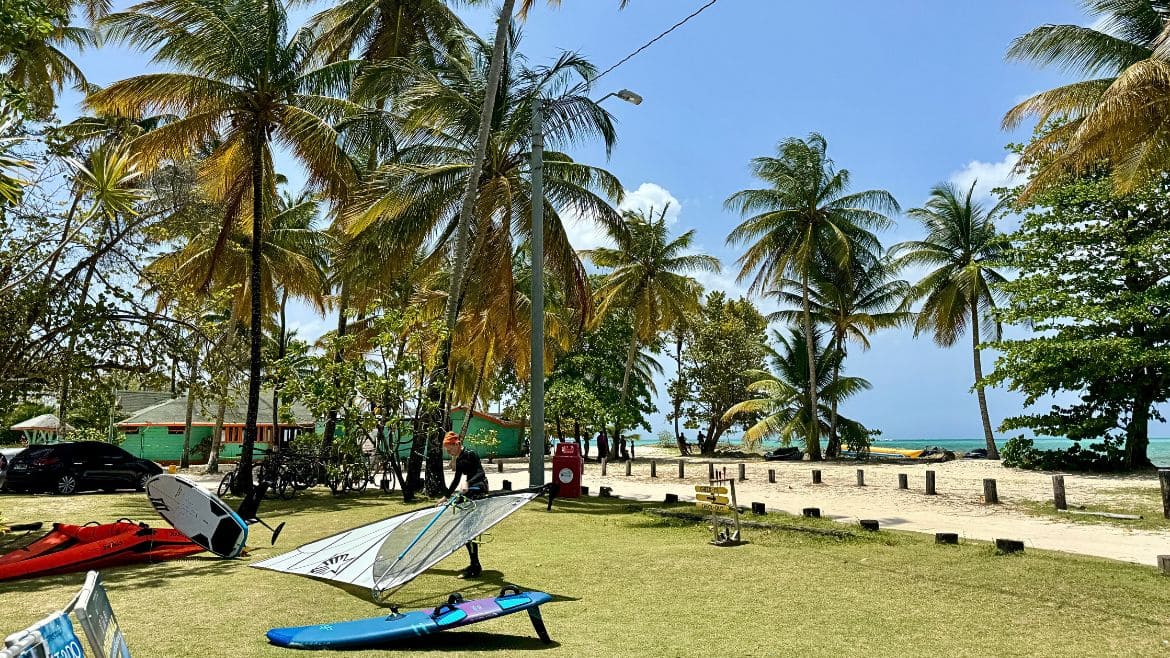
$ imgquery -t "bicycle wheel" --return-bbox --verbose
[277,472,295,500]
[217,471,235,498]
[350,461,370,493]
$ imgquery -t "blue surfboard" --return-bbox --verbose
[266,587,553,649]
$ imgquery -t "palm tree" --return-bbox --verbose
[307,0,468,64]
[0,105,33,208]
[1,14,95,117]
[769,253,908,457]
[585,205,719,457]
[346,33,624,493]
[892,181,1010,459]
[725,133,898,460]
[90,0,358,491]
[723,326,871,455]
[1004,1,1170,194]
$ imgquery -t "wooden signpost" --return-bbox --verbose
[695,479,744,547]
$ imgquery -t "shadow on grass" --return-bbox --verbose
[0,553,234,594]
[316,631,560,652]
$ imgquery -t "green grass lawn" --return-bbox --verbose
[1014,486,1170,531]
[2,489,1169,657]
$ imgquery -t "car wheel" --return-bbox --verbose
[55,474,78,495]
[136,473,151,491]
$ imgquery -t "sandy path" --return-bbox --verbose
[487,450,1170,567]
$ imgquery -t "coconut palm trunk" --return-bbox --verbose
[322,284,349,449]
[237,132,266,496]
[612,331,639,460]
[970,304,998,460]
[181,360,197,469]
[801,275,822,461]
[826,334,843,459]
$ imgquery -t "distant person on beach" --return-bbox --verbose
[597,429,609,462]
[678,432,689,454]
[697,431,706,451]
[584,435,591,459]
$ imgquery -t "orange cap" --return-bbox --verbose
[443,431,461,447]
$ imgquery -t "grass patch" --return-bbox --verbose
[1013,487,1170,531]
[2,490,1170,657]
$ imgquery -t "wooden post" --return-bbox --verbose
[897,473,908,490]
[650,461,657,478]
[502,480,512,491]
[935,532,959,545]
[1159,470,1170,519]
[599,486,613,498]
[625,460,632,476]
[708,462,715,479]
[802,507,820,518]
[497,462,504,473]
[678,459,685,479]
[581,485,589,496]
[856,469,865,487]
[738,463,746,482]
[983,478,999,504]
[859,520,879,531]
[995,539,1024,554]
[664,493,678,504]
[812,469,822,484]
[601,459,607,476]
[1052,474,1067,511]
[925,470,936,495]
[751,502,765,515]
[768,469,776,484]
[1157,555,1170,576]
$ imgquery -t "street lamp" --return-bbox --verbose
[529,89,642,487]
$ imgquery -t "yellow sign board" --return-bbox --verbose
[697,502,729,513]
[694,485,729,495]
[695,493,730,505]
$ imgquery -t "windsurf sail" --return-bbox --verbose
[251,488,544,599]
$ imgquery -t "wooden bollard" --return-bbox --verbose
[708,462,715,479]
[678,459,685,478]
[1159,470,1170,519]
[664,493,678,504]
[497,462,504,473]
[812,469,822,484]
[768,469,776,484]
[502,480,512,491]
[802,507,821,518]
[601,459,607,476]
[1052,474,1067,510]
[925,470,937,495]
[581,485,589,496]
[1158,555,1170,576]
[650,461,657,478]
[935,532,959,545]
[983,478,999,504]
[859,519,879,531]
[751,502,766,515]
[599,486,613,498]
[897,473,908,489]
[738,463,746,481]
[625,460,632,476]
[856,469,865,487]
[996,538,1024,554]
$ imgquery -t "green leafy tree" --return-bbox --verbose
[724,326,873,454]
[986,157,1170,469]
[678,291,769,454]
[893,182,1010,459]
[725,133,897,460]
[90,0,359,493]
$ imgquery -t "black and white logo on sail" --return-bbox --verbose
[311,553,353,575]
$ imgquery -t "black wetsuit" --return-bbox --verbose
[446,449,488,498]
[447,448,488,574]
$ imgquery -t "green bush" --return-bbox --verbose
[466,428,501,458]
[1001,435,1127,472]
[289,432,323,456]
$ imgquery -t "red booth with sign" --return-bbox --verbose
[552,442,583,498]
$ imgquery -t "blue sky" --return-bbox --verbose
[65,0,1168,439]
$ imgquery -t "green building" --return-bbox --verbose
[116,394,316,464]
[379,407,525,459]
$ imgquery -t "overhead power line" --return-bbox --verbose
[591,0,721,84]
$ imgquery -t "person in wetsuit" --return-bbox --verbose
[444,431,487,578]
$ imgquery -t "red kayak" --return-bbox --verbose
[0,521,204,581]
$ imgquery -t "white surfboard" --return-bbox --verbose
[146,474,248,558]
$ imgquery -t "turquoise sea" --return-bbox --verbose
[715,436,1170,467]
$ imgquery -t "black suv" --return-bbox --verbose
[1,442,162,495]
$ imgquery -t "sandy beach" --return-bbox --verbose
[485,446,1170,567]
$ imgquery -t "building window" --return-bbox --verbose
[168,427,186,435]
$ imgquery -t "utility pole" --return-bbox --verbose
[529,97,545,487]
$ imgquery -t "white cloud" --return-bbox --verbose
[618,182,682,223]
[948,153,1021,201]
[565,181,682,252]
